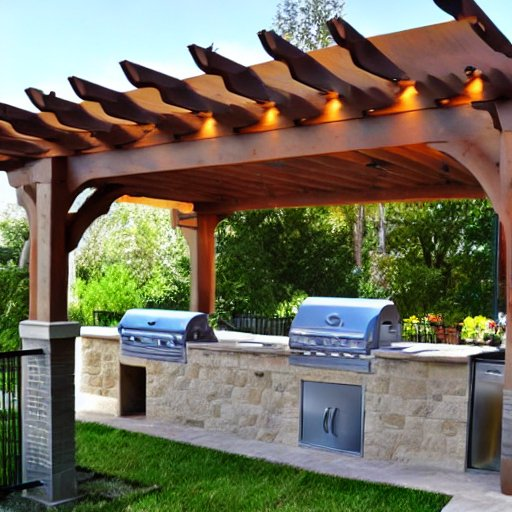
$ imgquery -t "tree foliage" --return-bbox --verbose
[0,208,29,265]
[358,200,496,322]
[216,207,358,317]
[70,203,190,325]
[0,208,29,350]
[274,0,345,50]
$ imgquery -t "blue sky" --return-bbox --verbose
[0,0,510,206]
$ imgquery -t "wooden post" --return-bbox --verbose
[34,158,70,322]
[499,129,512,495]
[196,214,219,313]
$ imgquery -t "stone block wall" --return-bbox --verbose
[79,336,471,471]
[146,349,302,445]
[79,334,120,414]
[364,358,469,470]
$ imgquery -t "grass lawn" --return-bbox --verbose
[3,422,452,511]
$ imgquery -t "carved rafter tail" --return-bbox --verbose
[188,43,322,121]
[25,87,148,147]
[69,76,200,136]
[433,0,512,57]
[0,102,96,151]
[120,59,261,129]
[327,17,409,82]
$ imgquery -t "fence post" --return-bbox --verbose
[19,320,80,505]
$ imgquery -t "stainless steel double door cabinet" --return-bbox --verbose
[300,381,364,455]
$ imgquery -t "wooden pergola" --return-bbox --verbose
[2,0,512,501]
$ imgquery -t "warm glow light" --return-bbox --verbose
[198,116,218,137]
[399,85,418,102]
[117,195,194,213]
[323,97,343,119]
[262,106,279,126]
[465,77,484,98]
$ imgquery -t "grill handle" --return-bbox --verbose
[323,408,330,433]
[322,407,338,435]
[329,407,338,437]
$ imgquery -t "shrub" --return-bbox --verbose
[0,265,29,351]
[72,204,191,324]
[69,264,144,325]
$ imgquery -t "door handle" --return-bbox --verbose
[323,408,330,433]
[329,407,338,437]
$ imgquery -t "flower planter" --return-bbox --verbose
[434,325,460,345]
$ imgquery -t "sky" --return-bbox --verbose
[0,0,510,207]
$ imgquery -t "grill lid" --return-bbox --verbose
[289,297,400,355]
[290,297,397,338]
[118,309,216,341]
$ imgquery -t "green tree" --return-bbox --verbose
[274,0,345,50]
[70,203,190,325]
[0,208,29,265]
[0,207,29,350]
[359,200,496,322]
[216,207,358,317]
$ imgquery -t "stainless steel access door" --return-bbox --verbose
[300,381,364,455]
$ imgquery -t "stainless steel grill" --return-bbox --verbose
[288,297,401,371]
[118,309,218,362]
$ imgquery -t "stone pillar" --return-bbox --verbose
[19,320,80,506]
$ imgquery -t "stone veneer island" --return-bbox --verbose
[78,327,499,471]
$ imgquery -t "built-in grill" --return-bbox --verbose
[288,297,401,372]
[118,309,218,362]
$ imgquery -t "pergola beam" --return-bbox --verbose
[66,105,495,190]
[195,183,485,215]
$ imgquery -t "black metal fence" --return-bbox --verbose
[93,310,123,327]
[219,314,294,336]
[0,349,43,496]
[219,314,462,344]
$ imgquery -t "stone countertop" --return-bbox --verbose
[81,326,119,339]
[373,342,500,363]
[190,330,290,355]
[194,337,501,364]
[80,326,501,363]
[79,326,289,345]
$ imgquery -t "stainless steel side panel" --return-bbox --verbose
[469,360,504,471]
[300,381,364,455]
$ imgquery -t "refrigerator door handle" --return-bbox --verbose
[329,407,338,437]
[323,407,330,433]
